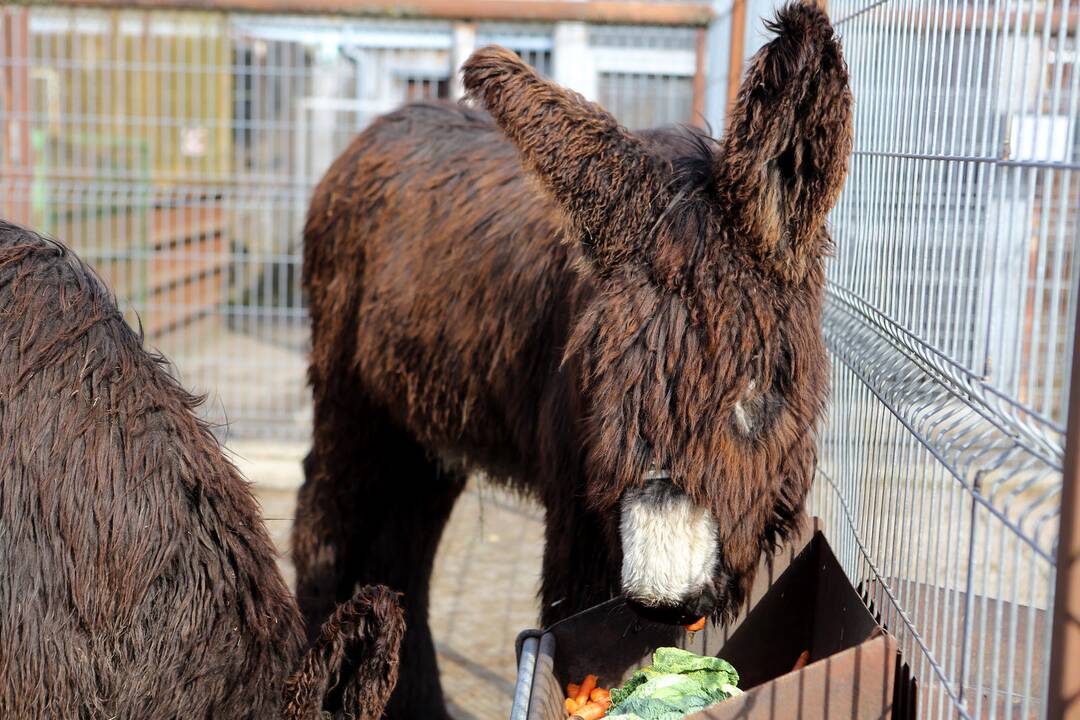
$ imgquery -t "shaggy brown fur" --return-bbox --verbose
[284,585,405,720]
[0,221,402,720]
[295,3,852,717]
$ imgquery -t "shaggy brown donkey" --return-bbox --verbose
[0,221,403,720]
[295,3,852,716]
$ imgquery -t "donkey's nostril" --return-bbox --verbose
[625,586,718,625]
[626,597,698,625]
[687,585,718,618]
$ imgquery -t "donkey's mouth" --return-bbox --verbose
[625,587,718,625]
[619,479,721,622]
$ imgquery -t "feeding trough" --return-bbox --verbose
[512,524,917,719]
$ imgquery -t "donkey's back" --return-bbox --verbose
[0,222,303,717]
[302,100,709,463]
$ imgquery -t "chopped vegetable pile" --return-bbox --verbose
[561,619,814,719]
[564,675,611,719]
[563,648,742,720]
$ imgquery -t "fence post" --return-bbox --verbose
[703,0,733,132]
[724,0,746,113]
[0,7,33,226]
[1049,298,1080,718]
[690,28,707,128]
[552,21,597,100]
[450,21,476,100]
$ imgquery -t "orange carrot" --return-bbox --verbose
[575,674,598,706]
[567,683,580,699]
[685,616,706,632]
[590,687,610,703]
[573,701,607,720]
[565,697,580,715]
[792,650,811,672]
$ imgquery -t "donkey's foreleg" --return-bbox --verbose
[538,484,622,627]
[293,397,464,720]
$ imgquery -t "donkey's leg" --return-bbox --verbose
[292,392,370,637]
[538,483,622,627]
[293,397,465,720]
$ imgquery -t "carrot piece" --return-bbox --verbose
[685,616,706,632]
[573,701,607,720]
[565,697,580,715]
[566,683,580,699]
[792,650,811,672]
[575,674,598,706]
[590,687,610,703]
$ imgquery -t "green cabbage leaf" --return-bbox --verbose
[605,647,741,720]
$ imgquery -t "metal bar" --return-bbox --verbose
[510,635,540,720]
[690,26,705,127]
[19,0,715,26]
[724,0,744,113]
[1048,281,1080,717]
[835,4,1079,32]
[853,149,1080,173]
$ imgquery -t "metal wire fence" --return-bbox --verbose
[808,0,1079,717]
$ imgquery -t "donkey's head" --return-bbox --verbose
[464,2,852,622]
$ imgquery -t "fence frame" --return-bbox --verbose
[1050,283,1080,718]
[24,0,715,26]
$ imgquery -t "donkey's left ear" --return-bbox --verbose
[716,2,853,281]
[462,46,668,274]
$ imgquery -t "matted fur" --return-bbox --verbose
[295,3,852,717]
[284,585,405,720]
[0,221,402,720]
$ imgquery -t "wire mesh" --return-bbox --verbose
[589,24,699,128]
[809,0,1079,717]
[0,6,703,439]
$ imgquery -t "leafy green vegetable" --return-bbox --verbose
[606,647,742,720]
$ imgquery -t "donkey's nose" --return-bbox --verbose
[625,584,719,625]
[685,585,718,618]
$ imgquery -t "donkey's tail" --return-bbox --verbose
[283,585,405,720]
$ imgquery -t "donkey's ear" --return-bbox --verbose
[716,2,853,281]
[283,585,405,720]
[462,46,665,273]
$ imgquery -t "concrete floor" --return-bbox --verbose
[231,441,544,720]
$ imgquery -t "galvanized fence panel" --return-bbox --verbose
[589,24,700,128]
[809,0,1079,717]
